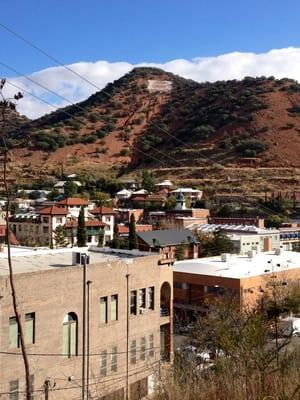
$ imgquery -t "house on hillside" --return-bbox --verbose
[90,206,116,243]
[137,229,199,264]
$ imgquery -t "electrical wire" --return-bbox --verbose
[1,25,295,218]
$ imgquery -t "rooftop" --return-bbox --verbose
[173,250,300,279]
[56,197,89,206]
[191,223,279,235]
[0,246,152,277]
[137,229,199,247]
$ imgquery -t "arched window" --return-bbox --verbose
[63,313,78,357]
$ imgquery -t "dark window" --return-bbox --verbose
[130,290,137,315]
[148,287,155,310]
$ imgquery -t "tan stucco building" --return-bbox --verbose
[0,247,172,400]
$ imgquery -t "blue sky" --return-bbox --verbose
[1,0,300,118]
[1,0,300,76]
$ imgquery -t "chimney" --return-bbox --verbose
[263,237,272,252]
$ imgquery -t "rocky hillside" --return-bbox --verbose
[2,67,300,196]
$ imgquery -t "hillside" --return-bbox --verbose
[2,67,300,197]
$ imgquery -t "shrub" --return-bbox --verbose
[193,125,216,140]
[236,139,268,157]
[81,135,97,144]
[119,148,130,156]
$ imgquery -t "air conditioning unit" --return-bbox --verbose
[221,253,230,262]
[72,252,90,266]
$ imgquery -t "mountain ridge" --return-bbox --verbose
[2,67,300,196]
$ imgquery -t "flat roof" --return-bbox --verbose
[173,251,300,279]
[0,246,152,277]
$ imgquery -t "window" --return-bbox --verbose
[87,235,92,243]
[62,313,77,357]
[100,297,108,324]
[149,334,154,357]
[43,226,49,234]
[111,295,118,321]
[148,287,154,310]
[56,217,63,224]
[140,337,146,361]
[9,380,19,400]
[130,290,137,315]
[105,216,111,222]
[139,289,146,311]
[42,217,49,223]
[100,350,107,376]
[25,313,35,345]
[18,225,22,232]
[111,346,117,372]
[9,317,19,348]
[130,340,137,364]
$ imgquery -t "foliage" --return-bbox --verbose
[235,139,268,157]
[76,206,87,247]
[93,191,112,206]
[111,224,121,249]
[193,125,216,140]
[198,230,233,257]
[216,204,234,217]
[265,214,284,229]
[128,214,138,250]
[97,229,105,247]
[53,225,68,248]
[175,241,187,260]
[64,181,78,198]
[141,169,156,192]
[165,196,177,210]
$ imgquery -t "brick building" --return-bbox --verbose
[173,250,300,319]
[0,247,173,400]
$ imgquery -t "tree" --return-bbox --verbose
[64,180,77,198]
[98,229,105,247]
[265,214,284,228]
[175,241,187,260]
[94,191,112,206]
[1,79,32,399]
[77,206,86,247]
[111,224,120,249]
[141,169,155,192]
[47,188,60,201]
[165,196,177,210]
[128,214,138,250]
[53,225,68,248]
[197,230,233,257]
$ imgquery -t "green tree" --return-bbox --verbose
[9,201,19,215]
[98,229,105,247]
[198,230,233,257]
[94,191,112,206]
[111,224,120,249]
[47,188,60,201]
[53,225,68,248]
[265,215,284,228]
[165,196,177,210]
[141,169,156,192]
[77,206,87,247]
[128,214,138,250]
[175,241,187,260]
[64,180,77,198]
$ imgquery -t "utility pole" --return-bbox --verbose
[86,280,92,400]
[82,254,87,400]
[125,273,130,400]
[43,378,55,400]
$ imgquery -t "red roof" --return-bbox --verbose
[56,197,89,206]
[65,220,107,228]
[118,225,129,234]
[90,206,116,215]
[38,206,68,215]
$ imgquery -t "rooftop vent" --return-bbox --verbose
[72,252,90,266]
[221,253,230,262]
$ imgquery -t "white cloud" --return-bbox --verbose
[4,47,300,119]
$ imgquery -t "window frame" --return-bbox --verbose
[130,290,137,316]
[100,296,108,324]
[110,294,118,321]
